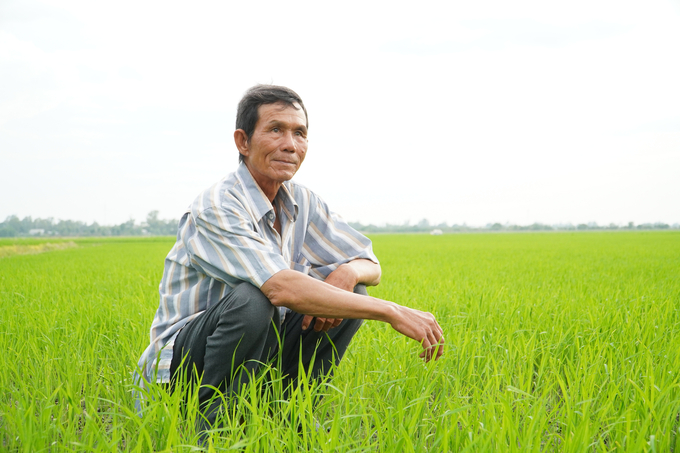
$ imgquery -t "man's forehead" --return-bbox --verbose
[258,102,307,124]
[259,101,301,113]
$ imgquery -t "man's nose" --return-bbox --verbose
[280,131,297,152]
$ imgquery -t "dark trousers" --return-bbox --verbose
[169,282,365,426]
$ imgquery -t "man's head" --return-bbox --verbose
[235,84,308,164]
[234,85,309,199]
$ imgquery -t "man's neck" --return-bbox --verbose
[244,162,281,203]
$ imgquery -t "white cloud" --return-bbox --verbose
[1,0,679,226]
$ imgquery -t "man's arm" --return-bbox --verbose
[301,259,380,332]
[325,258,381,290]
[261,268,444,362]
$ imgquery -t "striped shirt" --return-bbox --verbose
[136,163,378,384]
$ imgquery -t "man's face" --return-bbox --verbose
[239,102,308,193]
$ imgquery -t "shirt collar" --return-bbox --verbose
[278,182,298,223]
[235,163,298,223]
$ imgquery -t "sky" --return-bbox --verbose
[2,0,679,227]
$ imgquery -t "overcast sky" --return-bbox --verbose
[2,0,679,227]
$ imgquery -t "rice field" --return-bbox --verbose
[0,232,679,452]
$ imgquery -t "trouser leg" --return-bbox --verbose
[279,284,366,393]
[169,282,280,425]
[169,282,366,426]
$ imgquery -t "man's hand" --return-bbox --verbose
[301,263,359,332]
[388,305,445,362]
[324,262,361,292]
[264,265,445,362]
[301,315,342,332]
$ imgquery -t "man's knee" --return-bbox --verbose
[223,282,278,332]
[229,282,272,309]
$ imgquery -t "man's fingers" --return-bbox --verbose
[435,323,444,339]
[303,316,342,332]
[436,334,445,359]
[430,330,444,360]
[313,317,326,331]
[302,315,314,330]
[420,337,433,362]
[323,318,335,331]
[313,317,338,332]
[419,330,445,362]
[435,342,444,360]
[429,335,444,361]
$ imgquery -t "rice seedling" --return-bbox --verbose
[0,232,678,451]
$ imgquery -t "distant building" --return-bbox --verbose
[430,229,443,236]
[29,229,45,236]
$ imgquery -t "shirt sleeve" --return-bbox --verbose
[302,191,379,280]
[180,203,289,289]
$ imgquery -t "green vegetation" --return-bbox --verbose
[1,232,678,451]
[2,212,677,238]
[0,241,78,258]
[0,211,178,237]
[348,220,678,234]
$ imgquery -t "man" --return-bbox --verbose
[136,84,444,425]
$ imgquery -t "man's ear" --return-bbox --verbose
[234,129,249,159]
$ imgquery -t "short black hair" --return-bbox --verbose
[235,84,308,163]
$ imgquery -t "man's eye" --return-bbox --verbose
[272,127,280,133]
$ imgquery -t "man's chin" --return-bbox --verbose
[274,168,298,181]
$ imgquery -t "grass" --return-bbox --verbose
[0,232,678,451]
[0,241,78,258]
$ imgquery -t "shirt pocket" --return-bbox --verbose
[291,260,311,275]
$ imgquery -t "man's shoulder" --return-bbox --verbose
[284,179,322,206]
[188,171,245,215]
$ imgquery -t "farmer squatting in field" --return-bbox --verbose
[135,84,444,428]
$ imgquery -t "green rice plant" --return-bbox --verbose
[0,232,678,451]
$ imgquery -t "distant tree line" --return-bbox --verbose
[0,211,178,237]
[348,219,679,234]
[1,214,677,238]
